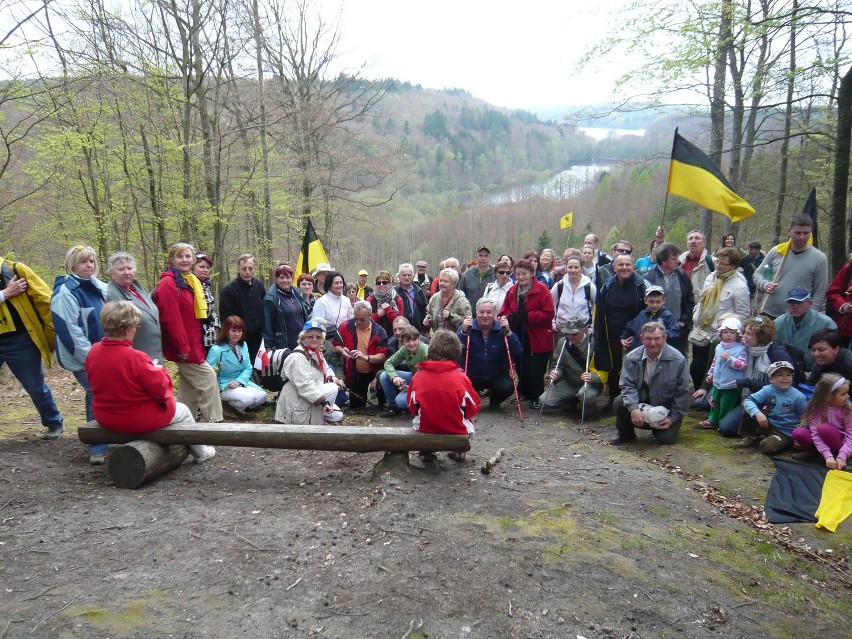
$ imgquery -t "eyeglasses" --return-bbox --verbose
[497,270,510,275]
[615,248,632,255]
[376,280,391,285]
[303,334,323,341]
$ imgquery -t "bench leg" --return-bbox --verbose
[107,441,190,489]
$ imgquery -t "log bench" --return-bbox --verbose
[78,421,471,488]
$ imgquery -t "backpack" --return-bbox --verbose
[768,342,808,386]
[257,347,294,392]
[555,280,593,324]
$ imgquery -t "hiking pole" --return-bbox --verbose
[463,316,472,372]
[504,331,524,427]
[580,329,593,427]
[535,332,567,426]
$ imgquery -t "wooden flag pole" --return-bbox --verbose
[757,249,789,315]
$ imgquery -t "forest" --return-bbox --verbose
[1,0,851,285]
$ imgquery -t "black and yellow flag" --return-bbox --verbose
[296,219,330,276]
[667,129,755,223]
[775,187,817,256]
[765,459,851,532]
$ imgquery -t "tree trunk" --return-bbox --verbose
[107,441,190,489]
[705,0,732,241]
[833,65,852,273]
[774,0,798,245]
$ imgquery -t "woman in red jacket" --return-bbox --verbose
[498,258,555,409]
[826,254,852,348]
[152,243,223,422]
[85,301,215,462]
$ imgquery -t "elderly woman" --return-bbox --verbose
[105,252,162,362]
[539,248,557,287]
[262,263,307,350]
[275,319,344,424]
[152,242,223,424]
[207,315,269,413]
[51,244,109,464]
[192,251,220,353]
[593,253,647,411]
[297,273,317,316]
[690,246,750,390]
[483,259,513,313]
[366,270,402,335]
[332,300,389,408]
[85,301,214,462]
[423,268,471,334]
[311,271,353,332]
[826,253,852,348]
[498,258,555,409]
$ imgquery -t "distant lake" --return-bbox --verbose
[490,164,613,204]
[578,126,646,140]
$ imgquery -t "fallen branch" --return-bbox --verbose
[285,577,301,591]
[17,584,59,602]
[481,448,505,475]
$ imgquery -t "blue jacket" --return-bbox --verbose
[51,274,107,372]
[458,320,522,383]
[206,342,265,393]
[742,384,807,436]
[621,307,679,350]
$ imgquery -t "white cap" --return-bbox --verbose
[638,403,670,427]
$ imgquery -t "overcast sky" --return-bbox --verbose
[331,0,629,110]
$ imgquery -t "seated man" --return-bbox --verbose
[540,317,604,412]
[613,321,691,445]
[459,298,522,411]
[332,300,389,408]
[774,287,835,370]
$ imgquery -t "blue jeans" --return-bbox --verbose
[379,371,413,409]
[0,332,63,431]
[72,369,107,455]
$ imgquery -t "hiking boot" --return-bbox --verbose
[43,425,64,441]
[89,453,106,465]
[609,436,635,446]
[379,407,402,418]
[529,401,542,410]
[732,436,758,448]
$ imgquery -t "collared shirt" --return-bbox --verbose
[643,353,660,387]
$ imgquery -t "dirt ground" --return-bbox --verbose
[1,368,850,639]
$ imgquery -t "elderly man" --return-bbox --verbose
[459,298,522,410]
[413,261,432,298]
[219,253,266,357]
[679,230,715,300]
[584,233,612,268]
[754,214,829,319]
[597,240,634,283]
[0,255,65,440]
[540,317,603,412]
[612,322,691,445]
[332,300,389,409]
[429,257,461,296]
[774,288,835,369]
[642,242,694,354]
[459,246,496,308]
[394,262,428,332]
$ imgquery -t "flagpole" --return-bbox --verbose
[660,128,678,231]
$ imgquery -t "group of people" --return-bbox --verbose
[2,211,851,472]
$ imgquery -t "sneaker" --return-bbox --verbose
[732,436,757,448]
[43,425,64,441]
[529,401,542,410]
[89,453,106,465]
[192,445,216,464]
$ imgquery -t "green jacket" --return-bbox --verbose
[383,341,429,379]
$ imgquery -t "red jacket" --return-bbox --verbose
[407,360,480,434]
[85,339,177,433]
[152,269,206,363]
[826,262,852,337]
[332,318,390,382]
[498,280,555,354]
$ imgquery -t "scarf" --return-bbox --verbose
[742,343,770,398]
[697,268,737,330]
[168,266,207,319]
[372,287,400,314]
[303,343,328,376]
[229,342,243,363]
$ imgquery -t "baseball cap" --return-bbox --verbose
[644,285,665,296]
[767,361,795,377]
[357,269,368,276]
[302,319,326,333]
[476,246,491,254]
[786,287,812,302]
[561,317,587,334]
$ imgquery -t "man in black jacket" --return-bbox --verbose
[395,262,428,332]
[642,242,694,355]
[219,253,266,357]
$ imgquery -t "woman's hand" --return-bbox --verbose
[1,275,27,298]
[423,315,432,327]
[442,309,450,319]
[227,381,240,389]
[840,303,852,314]
[178,352,189,362]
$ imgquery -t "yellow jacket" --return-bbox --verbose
[1,260,55,366]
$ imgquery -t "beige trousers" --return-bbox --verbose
[176,362,223,423]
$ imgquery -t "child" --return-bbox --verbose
[699,317,747,429]
[620,285,679,352]
[378,326,429,417]
[407,329,481,462]
[792,373,852,470]
[741,361,808,455]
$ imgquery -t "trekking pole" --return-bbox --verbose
[463,316,472,372]
[580,330,593,427]
[504,332,524,427]
[535,332,567,426]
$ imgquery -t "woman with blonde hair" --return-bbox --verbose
[423,268,471,334]
[51,244,109,463]
[152,243,223,423]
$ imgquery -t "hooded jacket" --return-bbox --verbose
[152,269,206,364]
[51,273,107,372]
[0,260,55,366]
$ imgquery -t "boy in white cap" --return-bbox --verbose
[740,361,808,454]
[699,317,747,429]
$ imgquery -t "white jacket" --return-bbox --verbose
[275,346,334,425]
[552,274,596,328]
[692,271,751,327]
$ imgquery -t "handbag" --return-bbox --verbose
[687,328,712,347]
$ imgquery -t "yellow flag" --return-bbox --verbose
[560,211,574,229]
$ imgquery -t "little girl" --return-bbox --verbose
[699,317,747,429]
[792,373,852,470]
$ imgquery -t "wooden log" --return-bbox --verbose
[78,422,471,453]
[107,441,190,489]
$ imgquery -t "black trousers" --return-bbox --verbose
[471,374,515,407]
[689,343,711,391]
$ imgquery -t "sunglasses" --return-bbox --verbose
[615,248,632,255]
[376,280,391,285]
[497,270,510,275]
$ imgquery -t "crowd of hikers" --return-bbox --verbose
[2,213,851,477]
